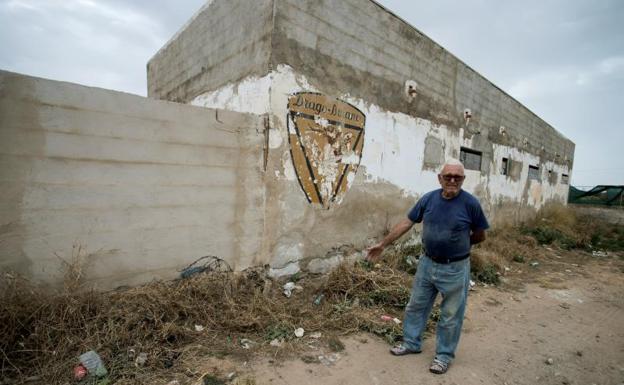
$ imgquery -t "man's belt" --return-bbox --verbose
[426,253,470,264]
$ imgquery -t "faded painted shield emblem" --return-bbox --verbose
[287,92,365,209]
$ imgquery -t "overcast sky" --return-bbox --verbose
[1,0,622,187]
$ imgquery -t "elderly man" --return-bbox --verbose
[366,159,489,374]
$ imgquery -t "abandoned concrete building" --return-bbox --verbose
[0,0,574,288]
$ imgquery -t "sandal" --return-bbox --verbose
[389,344,421,356]
[429,359,449,374]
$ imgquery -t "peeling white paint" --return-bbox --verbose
[268,129,283,149]
[189,65,571,213]
[191,72,272,115]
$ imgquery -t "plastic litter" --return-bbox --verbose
[179,255,232,278]
[194,324,204,332]
[79,350,108,377]
[309,332,322,339]
[283,282,296,297]
[282,282,303,297]
[73,364,88,380]
[592,251,608,257]
[134,352,148,367]
[530,262,539,267]
[313,294,325,305]
[294,328,305,338]
[240,338,254,349]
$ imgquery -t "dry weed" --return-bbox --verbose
[0,260,413,384]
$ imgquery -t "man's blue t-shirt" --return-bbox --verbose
[408,189,489,260]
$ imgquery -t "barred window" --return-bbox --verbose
[501,157,509,175]
[528,165,540,181]
[460,147,482,171]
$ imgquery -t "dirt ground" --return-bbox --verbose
[210,251,624,385]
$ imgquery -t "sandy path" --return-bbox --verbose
[249,259,624,385]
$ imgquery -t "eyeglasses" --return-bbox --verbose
[441,174,465,182]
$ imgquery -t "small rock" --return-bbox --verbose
[546,358,554,365]
[576,350,583,357]
[270,338,283,347]
[559,303,571,310]
[294,328,305,338]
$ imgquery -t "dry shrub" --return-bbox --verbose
[479,224,538,262]
[530,203,578,230]
[0,260,416,384]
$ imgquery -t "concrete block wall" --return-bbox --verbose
[147,0,274,103]
[271,0,574,163]
[145,0,576,276]
[0,71,266,289]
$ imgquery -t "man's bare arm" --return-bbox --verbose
[470,229,486,244]
[366,218,415,262]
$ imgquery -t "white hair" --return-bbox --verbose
[439,158,464,173]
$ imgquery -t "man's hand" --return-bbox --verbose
[366,242,385,262]
[364,218,415,262]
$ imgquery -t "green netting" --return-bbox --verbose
[568,185,624,206]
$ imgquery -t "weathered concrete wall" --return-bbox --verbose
[147,0,274,103]
[147,0,576,276]
[0,71,266,289]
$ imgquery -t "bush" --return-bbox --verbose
[472,263,500,285]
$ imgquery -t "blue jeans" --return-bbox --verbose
[402,255,470,364]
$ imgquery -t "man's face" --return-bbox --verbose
[438,164,465,198]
